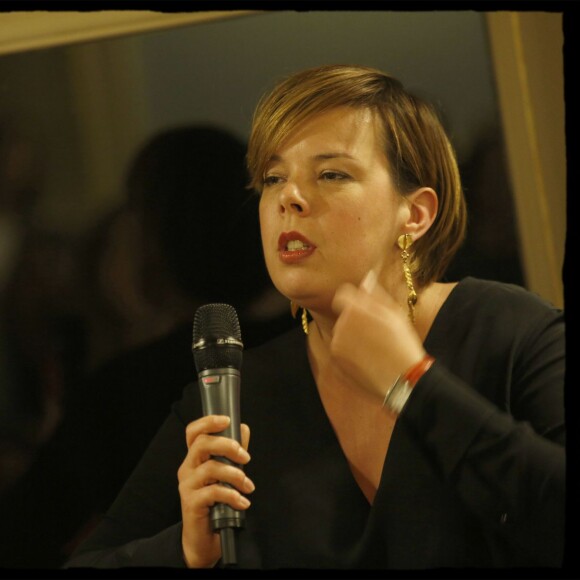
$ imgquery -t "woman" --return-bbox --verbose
[67,65,565,569]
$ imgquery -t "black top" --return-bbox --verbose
[66,278,566,569]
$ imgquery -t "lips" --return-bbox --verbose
[277,231,316,263]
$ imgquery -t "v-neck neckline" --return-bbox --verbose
[296,278,469,509]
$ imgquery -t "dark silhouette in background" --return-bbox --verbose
[447,125,524,286]
[0,125,291,568]
[0,119,78,497]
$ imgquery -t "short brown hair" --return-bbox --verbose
[247,64,467,286]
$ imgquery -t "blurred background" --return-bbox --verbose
[0,9,567,568]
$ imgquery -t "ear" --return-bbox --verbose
[401,187,438,240]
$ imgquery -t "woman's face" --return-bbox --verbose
[258,106,408,313]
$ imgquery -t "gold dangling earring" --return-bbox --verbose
[397,233,417,324]
[301,308,309,335]
[290,301,310,335]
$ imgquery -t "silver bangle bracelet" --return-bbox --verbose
[382,375,413,414]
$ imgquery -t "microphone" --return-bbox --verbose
[192,303,245,567]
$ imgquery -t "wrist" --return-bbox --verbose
[182,541,219,569]
[382,354,435,415]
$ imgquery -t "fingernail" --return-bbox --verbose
[243,477,255,492]
[361,269,378,292]
[237,446,251,462]
[239,496,251,507]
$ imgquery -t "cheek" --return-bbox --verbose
[332,205,381,241]
[335,205,394,259]
[258,198,271,239]
[258,199,277,266]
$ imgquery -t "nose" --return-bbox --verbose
[279,181,310,216]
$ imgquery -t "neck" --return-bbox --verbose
[305,309,335,360]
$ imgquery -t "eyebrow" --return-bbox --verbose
[314,152,357,161]
[267,151,357,164]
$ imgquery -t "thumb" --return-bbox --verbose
[241,423,251,452]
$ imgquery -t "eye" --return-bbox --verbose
[320,171,350,181]
[263,174,284,187]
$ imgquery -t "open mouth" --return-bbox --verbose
[278,232,316,262]
[286,239,311,251]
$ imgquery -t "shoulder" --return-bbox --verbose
[451,277,561,317]
[433,277,564,352]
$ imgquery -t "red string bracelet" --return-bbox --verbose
[382,354,435,414]
[404,355,436,387]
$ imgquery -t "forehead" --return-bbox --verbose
[273,106,384,157]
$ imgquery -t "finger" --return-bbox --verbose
[240,423,250,452]
[185,415,230,448]
[187,432,251,468]
[180,478,252,518]
[359,269,397,307]
[331,282,358,314]
[187,459,256,495]
[360,268,378,293]
[332,268,378,315]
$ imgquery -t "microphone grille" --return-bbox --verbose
[193,303,242,342]
[192,303,243,371]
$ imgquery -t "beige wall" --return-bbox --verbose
[486,12,566,308]
[0,11,256,56]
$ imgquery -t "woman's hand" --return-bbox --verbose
[177,415,253,568]
[331,270,426,401]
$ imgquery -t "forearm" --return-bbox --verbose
[65,387,198,568]
[65,522,186,568]
[402,363,565,566]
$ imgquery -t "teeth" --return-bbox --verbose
[287,240,309,251]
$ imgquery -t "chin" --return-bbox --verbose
[269,269,308,299]
[284,287,334,314]
[268,265,340,309]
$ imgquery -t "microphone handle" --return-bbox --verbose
[198,367,244,566]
